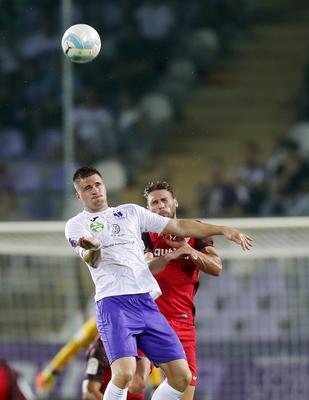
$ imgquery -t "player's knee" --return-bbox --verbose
[113,368,135,386]
[128,375,147,394]
[168,367,192,392]
[179,369,192,391]
[183,368,192,387]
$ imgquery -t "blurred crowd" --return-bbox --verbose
[5,0,308,221]
[196,42,309,218]
[196,137,309,218]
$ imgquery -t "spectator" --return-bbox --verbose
[117,92,142,132]
[197,157,241,217]
[19,15,59,60]
[287,121,309,156]
[133,0,176,64]
[266,139,309,215]
[73,88,117,160]
[231,140,268,215]
[134,0,175,41]
[140,92,173,125]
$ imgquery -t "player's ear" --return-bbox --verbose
[75,191,80,200]
[174,198,179,208]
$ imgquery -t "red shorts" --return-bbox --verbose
[167,318,197,386]
[137,348,145,358]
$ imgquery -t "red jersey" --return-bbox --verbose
[0,360,31,400]
[142,233,213,324]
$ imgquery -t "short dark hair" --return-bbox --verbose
[143,180,174,199]
[73,166,102,182]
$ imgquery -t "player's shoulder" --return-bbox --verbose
[118,203,141,210]
[114,203,144,215]
[65,211,86,227]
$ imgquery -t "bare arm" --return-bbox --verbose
[147,238,222,276]
[188,245,222,276]
[146,246,193,275]
[163,238,222,276]
[163,219,252,250]
[77,237,102,267]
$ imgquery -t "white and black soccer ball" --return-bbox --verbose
[61,24,101,63]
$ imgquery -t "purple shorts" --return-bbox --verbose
[96,293,186,365]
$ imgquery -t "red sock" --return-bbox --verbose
[127,391,144,400]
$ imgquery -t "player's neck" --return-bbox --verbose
[85,204,109,213]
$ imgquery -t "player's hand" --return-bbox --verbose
[222,227,252,250]
[78,236,101,251]
[35,367,57,393]
[163,237,198,260]
[167,242,199,261]
[145,252,154,262]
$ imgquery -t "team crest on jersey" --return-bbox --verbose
[90,221,104,232]
[113,210,125,218]
[110,224,120,234]
[69,238,77,248]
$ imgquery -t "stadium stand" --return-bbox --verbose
[0,0,270,220]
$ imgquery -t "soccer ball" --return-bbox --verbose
[61,24,101,63]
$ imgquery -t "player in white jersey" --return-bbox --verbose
[65,166,252,400]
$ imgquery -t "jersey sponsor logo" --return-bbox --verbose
[90,216,99,222]
[90,221,104,232]
[154,248,175,256]
[110,224,120,234]
[86,357,99,375]
[153,247,190,259]
[102,239,134,249]
[69,238,77,248]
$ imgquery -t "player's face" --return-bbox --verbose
[75,174,108,212]
[147,189,178,218]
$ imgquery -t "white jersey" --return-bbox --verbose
[65,203,170,301]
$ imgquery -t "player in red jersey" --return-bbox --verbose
[82,337,148,400]
[143,180,223,400]
[37,178,250,399]
[0,360,34,400]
